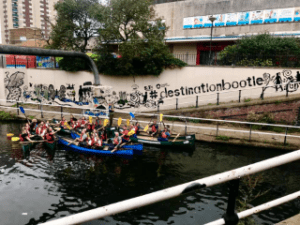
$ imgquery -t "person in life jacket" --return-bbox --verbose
[69,114,77,124]
[45,128,55,142]
[113,132,122,149]
[81,117,87,127]
[60,117,66,127]
[121,125,130,142]
[158,127,171,142]
[95,117,101,129]
[29,119,38,133]
[75,128,88,145]
[35,123,43,135]
[87,122,95,134]
[94,133,103,148]
[71,121,77,129]
[149,121,159,136]
[75,119,82,129]
[19,127,32,142]
[100,129,108,142]
[87,135,95,148]
[45,120,50,128]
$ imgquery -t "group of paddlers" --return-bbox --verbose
[19,119,56,143]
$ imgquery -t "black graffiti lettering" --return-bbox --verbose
[256,78,264,85]
[240,80,247,88]
[188,87,193,95]
[247,77,252,87]
[168,90,174,97]
[180,87,185,96]
[209,84,216,92]
[201,84,206,93]
[206,84,209,93]
[222,80,231,90]
[232,81,238,89]
[253,76,256,86]
[194,86,201,94]
[216,83,222,91]
[174,89,180,96]
[160,89,167,98]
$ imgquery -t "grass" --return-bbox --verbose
[29,115,35,120]
[244,98,251,103]
[166,117,181,122]
[274,100,282,105]
[216,135,230,141]
[0,111,17,120]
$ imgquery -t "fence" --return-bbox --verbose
[173,53,197,65]
[40,150,300,225]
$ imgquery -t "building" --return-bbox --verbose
[153,0,300,65]
[0,0,59,45]
[9,27,42,45]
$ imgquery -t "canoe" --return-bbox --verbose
[57,136,134,158]
[69,133,143,154]
[130,134,195,148]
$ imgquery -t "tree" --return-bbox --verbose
[92,0,186,76]
[47,0,99,52]
[219,34,300,67]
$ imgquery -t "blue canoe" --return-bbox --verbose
[70,133,143,155]
[57,136,134,158]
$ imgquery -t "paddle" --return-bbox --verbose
[172,133,180,142]
[89,116,93,124]
[97,119,109,131]
[126,119,130,126]
[19,107,30,124]
[20,140,45,144]
[130,112,139,123]
[160,113,166,129]
[144,118,153,132]
[111,142,126,153]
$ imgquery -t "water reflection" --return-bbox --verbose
[0,121,299,225]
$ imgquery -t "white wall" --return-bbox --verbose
[1,67,299,112]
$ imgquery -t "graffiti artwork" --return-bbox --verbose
[4,71,25,101]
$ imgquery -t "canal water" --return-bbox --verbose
[0,121,299,225]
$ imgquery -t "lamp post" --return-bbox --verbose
[209,16,216,65]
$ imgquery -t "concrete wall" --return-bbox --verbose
[154,0,300,39]
[1,67,300,112]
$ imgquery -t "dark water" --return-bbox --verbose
[0,121,300,225]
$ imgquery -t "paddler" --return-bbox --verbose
[60,116,66,128]
[45,127,55,142]
[158,127,171,142]
[29,119,38,133]
[113,132,122,150]
[87,121,95,134]
[81,117,87,127]
[75,128,88,146]
[134,122,140,136]
[94,134,103,149]
[149,120,158,137]
[121,125,130,143]
[19,127,32,142]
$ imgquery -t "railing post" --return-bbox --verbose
[61,106,63,119]
[216,123,219,136]
[222,179,240,225]
[176,98,178,110]
[185,120,187,135]
[16,102,19,115]
[217,93,219,105]
[196,96,198,108]
[40,103,43,118]
[249,124,252,141]
[239,90,241,103]
[286,83,289,97]
[284,127,288,145]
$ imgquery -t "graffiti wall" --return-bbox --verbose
[1,67,300,112]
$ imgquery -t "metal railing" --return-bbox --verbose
[173,53,197,65]
[40,150,300,225]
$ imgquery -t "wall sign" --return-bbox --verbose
[183,6,300,29]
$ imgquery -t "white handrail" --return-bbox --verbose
[39,150,300,225]
[206,191,300,225]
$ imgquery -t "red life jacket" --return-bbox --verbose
[81,120,86,125]
[36,127,41,135]
[96,120,101,126]
[151,125,157,132]
[122,130,130,141]
[75,122,81,129]
[101,133,107,141]
[113,137,120,145]
[60,120,65,126]
[19,134,28,142]
[88,124,95,130]
[87,139,94,146]
[134,126,139,133]
[96,139,102,147]
[46,133,54,142]
[161,132,167,139]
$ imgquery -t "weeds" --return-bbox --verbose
[216,135,230,141]
[244,98,251,103]
[0,111,17,120]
